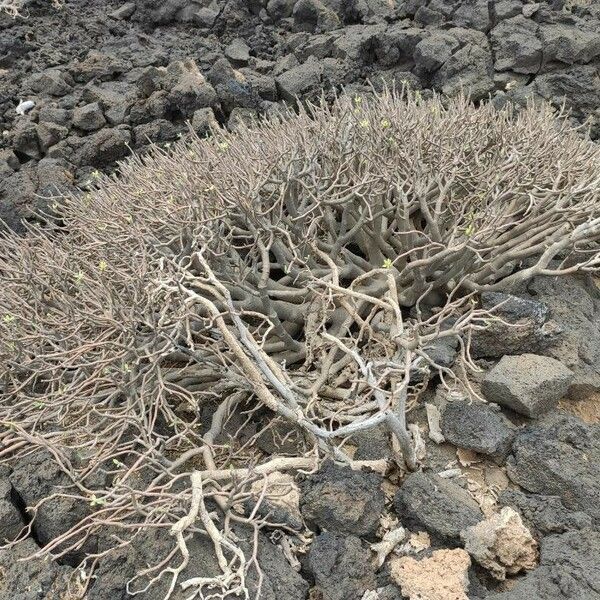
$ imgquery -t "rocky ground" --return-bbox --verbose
[2,0,600,598]
[1,0,600,232]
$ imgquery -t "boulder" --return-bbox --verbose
[70,50,131,83]
[293,0,341,33]
[25,69,73,96]
[37,105,72,127]
[83,81,138,125]
[498,489,592,537]
[452,0,490,31]
[133,119,179,146]
[0,468,23,543]
[490,16,542,73]
[276,59,324,101]
[208,58,261,113]
[36,121,69,153]
[90,525,308,600]
[441,401,516,462]
[300,461,384,537]
[533,65,600,122]
[481,354,573,417]
[225,38,251,66]
[12,122,41,160]
[266,0,296,19]
[394,472,483,543]
[308,533,377,600]
[539,22,600,65]
[191,107,219,137]
[516,273,600,398]
[9,450,98,562]
[431,43,494,100]
[73,102,106,131]
[413,32,460,73]
[506,414,600,525]
[471,291,560,358]
[74,127,131,167]
[0,539,74,598]
[165,59,218,116]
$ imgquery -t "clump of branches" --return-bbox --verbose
[1,90,600,598]
[0,0,62,18]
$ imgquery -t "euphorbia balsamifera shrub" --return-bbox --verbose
[1,90,599,598]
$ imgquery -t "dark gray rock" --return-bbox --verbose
[413,32,460,73]
[394,472,483,543]
[9,450,97,562]
[25,69,73,96]
[83,81,138,125]
[90,524,308,600]
[533,65,600,123]
[227,107,259,131]
[191,107,219,137]
[36,121,69,153]
[0,167,38,232]
[37,104,71,127]
[521,273,600,398]
[225,38,251,66]
[133,119,179,146]
[0,539,75,600]
[487,531,600,599]
[491,16,542,73]
[0,149,19,178]
[0,468,23,543]
[507,414,600,526]
[241,531,309,600]
[482,354,573,417]
[539,22,600,65]
[12,122,41,160]
[74,127,131,167]
[499,489,592,537]
[344,0,396,23]
[276,59,324,101]
[208,58,262,113]
[267,0,295,19]
[431,42,494,100]
[332,24,387,63]
[70,50,131,83]
[441,401,516,462]
[376,25,425,68]
[239,68,278,101]
[130,90,170,124]
[300,462,384,537]
[89,528,220,600]
[351,424,392,461]
[494,0,523,20]
[452,0,490,31]
[414,5,445,27]
[73,101,106,131]
[193,4,221,28]
[165,59,218,116]
[293,0,341,33]
[471,291,560,358]
[308,532,377,600]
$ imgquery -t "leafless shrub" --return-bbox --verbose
[1,90,600,598]
[0,0,62,18]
